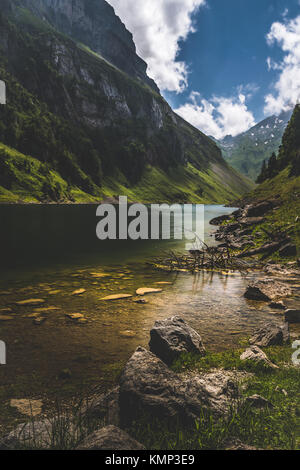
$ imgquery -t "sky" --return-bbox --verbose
[108,0,300,139]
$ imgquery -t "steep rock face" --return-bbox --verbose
[13,0,159,92]
[0,1,252,202]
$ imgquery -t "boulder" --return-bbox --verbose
[76,426,145,450]
[243,201,274,218]
[239,217,264,226]
[119,347,238,427]
[149,316,206,365]
[0,420,54,450]
[285,309,300,324]
[240,346,278,369]
[244,280,292,302]
[279,243,297,258]
[243,394,273,409]
[249,323,289,347]
[268,301,286,310]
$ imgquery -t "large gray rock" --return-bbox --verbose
[285,309,300,324]
[149,316,206,365]
[76,425,145,450]
[119,347,238,427]
[249,322,290,347]
[240,346,278,369]
[0,420,55,450]
[244,280,292,302]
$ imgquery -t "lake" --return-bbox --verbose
[0,204,289,397]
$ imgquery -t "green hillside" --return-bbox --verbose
[0,3,252,203]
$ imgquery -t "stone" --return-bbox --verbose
[243,395,273,409]
[268,301,286,310]
[33,317,47,325]
[33,307,60,313]
[119,330,136,338]
[133,298,148,304]
[76,426,145,450]
[149,316,206,365]
[285,309,300,324]
[244,280,292,302]
[225,439,259,451]
[100,294,133,301]
[240,217,264,226]
[0,307,12,313]
[240,346,278,369]
[10,399,43,417]
[279,243,297,258]
[0,315,14,321]
[119,347,239,427]
[243,201,274,218]
[136,288,162,295]
[249,322,289,347]
[71,288,86,296]
[66,313,85,320]
[15,299,45,307]
[0,419,65,450]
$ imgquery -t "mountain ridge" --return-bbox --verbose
[0,0,252,203]
[214,109,293,181]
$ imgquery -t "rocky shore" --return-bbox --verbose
[0,311,298,450]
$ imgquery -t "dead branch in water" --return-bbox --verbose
[151,243,256,274]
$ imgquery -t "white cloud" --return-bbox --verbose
[264,15,300,115]
[175,91,256,139]
[108,0,205,92]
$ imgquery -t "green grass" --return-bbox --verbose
[127,344,300,450]
[240,167,300,259]
[0,142,100,203]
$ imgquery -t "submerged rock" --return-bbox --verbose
[15,299,45,307]
[249,322,289,347]
[66,313,85,321]
[119,347,238,427]
[100,294,132,301]
[240,346,278,369]
[76,425,145,451]
[71,289,86,296]
[10,399,43,417]
[0,315,14,321]
[244,280,292,301]
[136,288,162,296]
[149,316,206,365]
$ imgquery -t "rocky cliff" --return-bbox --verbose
[0,0,252,203]
[9,0,159,92]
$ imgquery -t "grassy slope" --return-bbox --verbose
[0,141,252,204]
[0,7,253,204]
[240,167,300,259]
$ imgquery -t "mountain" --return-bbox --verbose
[237,104,300,257]
[0,0,252,203]
[214,109,293,181]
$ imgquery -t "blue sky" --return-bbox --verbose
[109,0,300,138]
